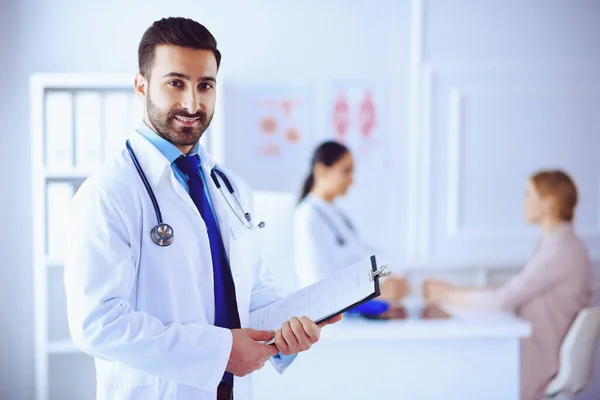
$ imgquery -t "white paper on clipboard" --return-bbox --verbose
[249,255,383,332]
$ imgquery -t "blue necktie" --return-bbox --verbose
[174,155,240,387]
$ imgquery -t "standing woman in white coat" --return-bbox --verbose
[293,141,408,301]
[63,17,337,400]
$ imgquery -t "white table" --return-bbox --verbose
[251,305,531,400]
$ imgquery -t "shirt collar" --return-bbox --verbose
[136,121,201,164]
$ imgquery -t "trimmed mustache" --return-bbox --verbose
[168,109,207,123]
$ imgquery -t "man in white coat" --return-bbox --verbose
[63,17,339,400]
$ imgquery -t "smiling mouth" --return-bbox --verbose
[174,116,201,124]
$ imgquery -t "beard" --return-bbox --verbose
[146,92,213,147]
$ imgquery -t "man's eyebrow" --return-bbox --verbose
[162,72,216,83]
[162,72,191,80]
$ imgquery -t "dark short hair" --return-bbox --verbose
[138,17,221,78]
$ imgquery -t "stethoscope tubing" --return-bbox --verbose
[126,139,264,246]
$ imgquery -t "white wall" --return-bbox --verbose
[407,0,600,265]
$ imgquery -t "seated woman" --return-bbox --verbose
[423,169,592,400]
[293,140,408,303]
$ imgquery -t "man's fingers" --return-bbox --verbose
[317,313,342,327]
[260,342,279,358]
[246,328,276,342]
[274,328,290,355]
[299,316,320,342]
[281,321,299,352]
[289,317,311,350]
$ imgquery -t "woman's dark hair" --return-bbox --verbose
[299,141,350,202]
[138,17,221,79]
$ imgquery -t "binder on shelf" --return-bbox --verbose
[129,92,144,132]
[104,92,130,160]
[46,182,75,261]
[45,91,74,170]
[74,91,103,170]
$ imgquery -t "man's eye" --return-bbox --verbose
[168,80,183,87]
[199,83,214,90]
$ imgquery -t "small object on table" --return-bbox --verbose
[346,299,390,318]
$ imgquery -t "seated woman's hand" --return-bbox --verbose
[379,276,410,302]
[422,278,454,305]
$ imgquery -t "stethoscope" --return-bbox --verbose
[311,203,355,246]
[125,140,265,247]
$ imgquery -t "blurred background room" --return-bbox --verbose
[1,0,599,399]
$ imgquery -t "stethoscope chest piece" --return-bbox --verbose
[151,223,174,246]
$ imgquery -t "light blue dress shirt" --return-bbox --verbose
[136,123,219,222]
[135,123,296,369]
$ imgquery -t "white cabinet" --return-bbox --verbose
[30,74,140,400]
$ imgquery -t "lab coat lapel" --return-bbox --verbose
[127,130,202,219]
[169,173,202,219]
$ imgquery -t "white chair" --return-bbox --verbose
[545,306,600,399]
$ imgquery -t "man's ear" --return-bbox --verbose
[134,73,148,98]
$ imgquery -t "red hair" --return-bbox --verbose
[531,170,578,222]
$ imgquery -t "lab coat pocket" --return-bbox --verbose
[111,384,157,400]
[229,225,257,277]
[229,224,257,323]
[97,365,158,400]
[97,381,157,400]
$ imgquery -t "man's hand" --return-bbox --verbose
[317,313,342,328]
[226,328,279,377]
[274,315,342,356]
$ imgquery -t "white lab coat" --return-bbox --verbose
[293,194,374,287]
[64,130,286,400]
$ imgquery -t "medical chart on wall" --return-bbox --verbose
[224,83,316,165]
[222,83,317,191]
[325,80,386,164]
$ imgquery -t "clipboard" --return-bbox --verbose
[314,255,389,325]
[249,255,390,332]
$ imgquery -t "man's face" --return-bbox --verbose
[135,45,218,153]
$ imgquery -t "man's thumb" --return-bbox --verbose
[247,329,276,341]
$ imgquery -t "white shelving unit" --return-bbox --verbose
[30,73,140,400]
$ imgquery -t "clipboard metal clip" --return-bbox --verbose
[370,264,391,281]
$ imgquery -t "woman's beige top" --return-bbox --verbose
[470,223,592,400]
